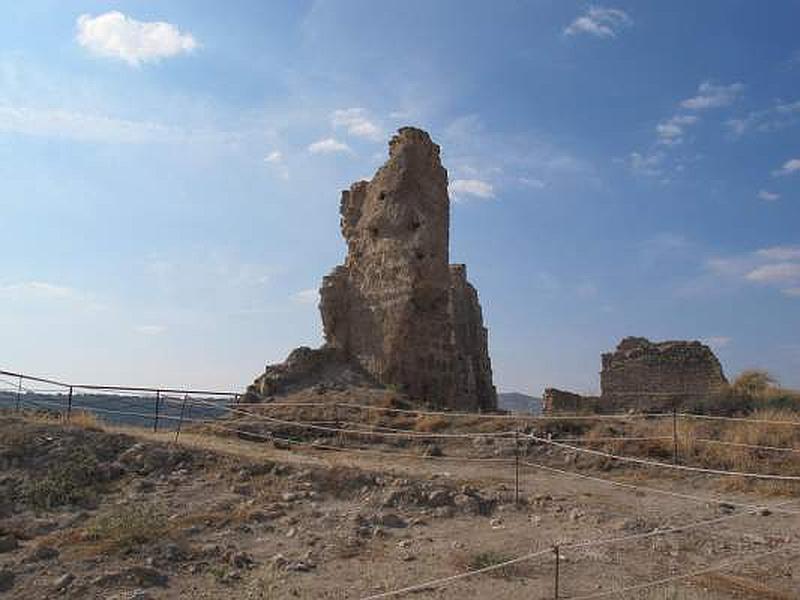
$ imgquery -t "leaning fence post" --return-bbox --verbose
[553,545,560,599]
[153,390,160,433]
[514,428,520,505]
[15,375,22,412]
[175,393,189,443]
[672,406,678,465]
[66,386,73,422]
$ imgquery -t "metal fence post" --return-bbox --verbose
[672,406,678,465]
[153,390,160,433]
[553,545,560,599]
[514,429,520,505]
[66,386,73,422]
[174,393,189,443]
[15,375,22,412]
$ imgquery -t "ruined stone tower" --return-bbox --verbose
[320,127,496,411]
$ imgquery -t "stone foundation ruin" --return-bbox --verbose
[599,337,727,412]
[542,337,728,414]
[246,128,497,411]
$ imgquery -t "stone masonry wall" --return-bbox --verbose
[600,337,727,411]
[320,128,496,411]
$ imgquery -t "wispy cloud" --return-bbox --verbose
[564,6,632,38]
[681,81,744,110]
[135,324,165,335]
[0,281,107,311]
[0,281,77,299]
[519,177,546,189]
[756,246,800,261]
[772,158,800,176]
[448,179,495,201]
[331,108,382,141]
[263,150,289,179]
[308,137,351,154]
[0,104,237,145]
[702,336,732,349]
[745,262,800,283]
[757,190,780,202]
[293,288,318,304]
[705,245,800,297]
[76,11,198,66]
[727,99,800,137]
[626,151,664,177]
[656,114,698,145]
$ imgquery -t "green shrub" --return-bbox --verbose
[23,445,99,510]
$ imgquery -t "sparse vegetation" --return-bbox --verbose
[83,504,167,552]
[23,444,99,510]
[466,550,517,577]
[690,370,800,416]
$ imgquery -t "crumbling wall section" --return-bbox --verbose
[600,337,727,411]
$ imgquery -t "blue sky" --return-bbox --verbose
[1,1,798,393]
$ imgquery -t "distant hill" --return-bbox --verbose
[498,392,542,415]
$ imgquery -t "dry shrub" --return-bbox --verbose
[414,415,450,433]
[83,504,167,553]
[68,410,105,431]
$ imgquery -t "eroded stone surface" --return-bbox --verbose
[600,337,727,411]
[320,128,496,410]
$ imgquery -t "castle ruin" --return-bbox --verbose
[247,128,496,411]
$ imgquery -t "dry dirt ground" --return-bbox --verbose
[1,413,799,600]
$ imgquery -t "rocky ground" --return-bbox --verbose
[1,412,799,599]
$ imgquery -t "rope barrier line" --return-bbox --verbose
[520,460,800,516]
[190,397,521,440]
[173,416,515,464]
[565,544,800,600]
[335,401,669,421]
[359,497,799,600]
[680,412,800,426]
[358,548,554,599]
[691,437,800,454]
[529,434,800,482]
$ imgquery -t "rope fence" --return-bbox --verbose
[3,367,800,598]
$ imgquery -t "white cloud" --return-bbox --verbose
[626,151,664,176]
[135,324,165,335]
[76,11,197,66]
[784,287,800,297]
[519,177,546,189]
[448,179,495,201]
[263,150,288,179]
[0,104,236,145]
[0,281,77,300]
[656,114,698,144]
[757,190,780,201]
[332,108,382,141]
[726,100,800,137]
[308,138,351,154]
[293,288,318,305]
[564,7,632,38]
[745,262,800,283]
[755,246,800,261]
[704,245,800,298]
[681,81,744,110]
[0,281,107,311]
[773,158,800,176]
[702,336,732,349]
